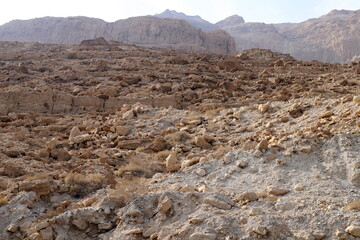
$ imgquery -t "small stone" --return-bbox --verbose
[98,223,113,230]
[195,136,212,149]
[69,126,81,139]
[204,196,232,210]
[35,221,49,231]
[166,153,180,172]
[249,208,264,216]
[254,150,263,158]
[69,133,91,144]
[346,224,360,237]
[39,226,53,240]
[236,160,248,168]
[179,184,196,192]
[252,226,268,236]
[189,217,205,224]
[265,153,276,161]
[123,110,134,120]
[301,146,312,153]
[72,219,88,231]
[115,126,132,136]
[189,233,217,240]
[198,185,214,193]
[29,233,40,240]
[195,168,207,176]
[258,104,269,114]
[126,228,142,234]
[238,192,258,202]
[159,197,173,213]
[257,140,269,151]
[294,184,305,191]
[353,96,360,103]
[280,116,289,123]
[7,224,18,233]
[268,187,289,196]
[275,201,296,211]
[345,200,360,210]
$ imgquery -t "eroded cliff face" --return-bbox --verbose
[0,16,236,55]
[220,10,360,63]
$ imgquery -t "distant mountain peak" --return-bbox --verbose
[216,14,245,28]
[154,9,218,32]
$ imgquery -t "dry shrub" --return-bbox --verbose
[155,150,172,161]
[65,173,107,198]
[204,106,225,117]
[24,173,53,181]
[109,177,150,204]
[116,162,154,178]
[164,130,191,146]
[212,146,232,159]
[0,197,9,207]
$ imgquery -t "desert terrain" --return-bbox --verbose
[0,38,359,240]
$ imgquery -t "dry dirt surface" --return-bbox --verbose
[0,39,359,240]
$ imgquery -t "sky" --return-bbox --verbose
[1,0,360,25]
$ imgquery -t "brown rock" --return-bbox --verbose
[166,153,181,172]
[195,136,212,149]
[268,187,290,196]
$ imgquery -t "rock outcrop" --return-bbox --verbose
[0,16,236,55]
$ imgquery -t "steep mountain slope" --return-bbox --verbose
[0,16,236,54]
[218,9,360,63]
[154,9,218,32]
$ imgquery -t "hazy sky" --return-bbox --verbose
[1,0,360,25]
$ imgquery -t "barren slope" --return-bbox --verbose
[0,40,359,240]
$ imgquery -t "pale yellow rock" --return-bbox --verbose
[258,104,269,113]
[123,110,134,120]
[7,224,18,233]
[166,153,180,172]
[344,200,360,210]
[238,192,258,202]
[204,197,232,210]
[159,197,173,213]
[35,221,49,231]
[346,224,360,237]
[179,184,196,192]
[300,146,312,153]
[353,96,360,103]
[268,187,289,196]
[294,184,305,191]
[249,207,264,216]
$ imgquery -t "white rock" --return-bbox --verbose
[123,110,134,120]
[189,233,217,240]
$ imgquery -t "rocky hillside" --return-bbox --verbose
[0,40,359,240]
[0,16,236,55]
[154,9,360,63]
